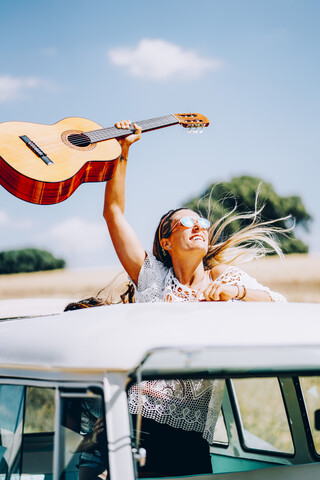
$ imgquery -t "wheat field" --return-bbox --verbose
[0,254,319,303]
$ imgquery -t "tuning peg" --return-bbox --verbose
[187,127,193,134]
[199,126,204,134]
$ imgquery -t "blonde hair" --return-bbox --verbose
[203,185,293,268]
[203,205,291,268]
[64,272,135,311]
[154,186,293,270]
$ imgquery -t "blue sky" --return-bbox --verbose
[0,0,319,268]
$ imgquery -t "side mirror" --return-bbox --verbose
[314,409,320,430]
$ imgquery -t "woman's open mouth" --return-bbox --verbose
[190,234,205,242]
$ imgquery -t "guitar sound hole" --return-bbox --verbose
[67,133,91,147]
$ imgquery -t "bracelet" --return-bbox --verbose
[235,285,240,300]
[233,285,241,300]
[236,285,247,300]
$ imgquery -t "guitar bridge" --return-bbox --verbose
[20,135,54,165]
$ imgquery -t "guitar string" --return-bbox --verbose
[36,127,204,151]
[37,129,204,151]
[36,127,204,152]
[30,115,203,151]
[33,118,176,149]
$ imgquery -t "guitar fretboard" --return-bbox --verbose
[85,114,179,143]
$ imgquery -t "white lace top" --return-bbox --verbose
[134,252,286,303]
[128,378,225,444]
[128,253,286,443]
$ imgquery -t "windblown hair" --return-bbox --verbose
[64,275,135,311]
[153,189,293,270]
[64,296,106,311]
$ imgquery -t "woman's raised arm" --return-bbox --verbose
[103,121,146,285]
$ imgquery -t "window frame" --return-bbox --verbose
[297,376,320,460]
[0,377,108,480]
[227,376,296,458]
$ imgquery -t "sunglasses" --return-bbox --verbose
[171,216,211,231]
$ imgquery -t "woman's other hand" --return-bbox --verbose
[198,283,238,302]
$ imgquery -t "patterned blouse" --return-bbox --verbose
[128,252,285,443]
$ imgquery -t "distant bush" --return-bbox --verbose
[0,248,66,274]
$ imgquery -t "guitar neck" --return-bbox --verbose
[85,114,180,143]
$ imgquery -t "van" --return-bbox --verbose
[1,299,320,479]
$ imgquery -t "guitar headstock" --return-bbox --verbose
[173,113,210,130]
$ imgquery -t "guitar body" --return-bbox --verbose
[0,117,121,205]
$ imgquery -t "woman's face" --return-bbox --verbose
[163,209,209,256]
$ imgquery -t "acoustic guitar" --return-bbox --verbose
[0,113,209,205]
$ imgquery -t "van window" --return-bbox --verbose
[0,384,25,477]
[21,386,55,480]
[300,376,320,454]
[24,387,55,433]
[59,390,108,480]
[232,377,294,454]
[0,384,109,480]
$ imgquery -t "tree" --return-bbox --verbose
[183,176,312,254]
[0,248,66,274]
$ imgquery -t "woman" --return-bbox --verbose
[103,120,286,304]
[102,120,287,477]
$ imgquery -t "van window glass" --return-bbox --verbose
[212,411,228,445]
[24,387,55,433]
[0,385,25,477]
[232,378,294,454]
[59,390,108,480]
[0,385,109,480]
[21,387,55,480]
[300,376,320,454]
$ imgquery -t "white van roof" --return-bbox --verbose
[0,301,320,376]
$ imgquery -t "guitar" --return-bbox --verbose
[0,113,209,205]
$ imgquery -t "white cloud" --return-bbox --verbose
[38,217,108,254]
[0,74,58,102]
[0,209,32,229]
[34,217,114,267]
[107,38,222,81]
[0,210,8,225]
[0,214,114,267]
